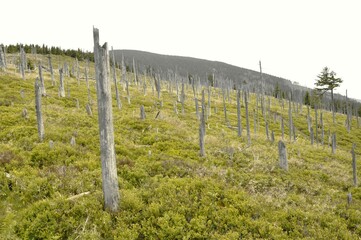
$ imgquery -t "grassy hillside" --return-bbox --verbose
[1,53,361,239]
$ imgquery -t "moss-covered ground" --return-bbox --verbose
[1,54,361,239]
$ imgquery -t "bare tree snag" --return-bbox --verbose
[70,136,76,146]
[199,89,206,156]
[86,103,93,117]
[35,77,44,141]
[0,46,5,70]
[22,108,28,119]
[352,143,357,186]
[208,85,211,118]
[85,67,92,105]
[93,27,120,212]
[59,68,65,97]
[181,83,185,114]
[288,95,292,141]
[38,61,46,96]
[278,140,288,171]
[140,105,146,120]
[266,121,270,140]
[20,47,26,80]
[111,47,121,110]
[133,58,138,85]
[332,133,336,154]
[281,117,284,140]
[245,91,251,145]
[315,106,318,145]
[222,88,228,125]
[320,112,324,145]
[236,89,242,137]
[48,55,55,86]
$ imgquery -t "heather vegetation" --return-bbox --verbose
[0,50,361,239]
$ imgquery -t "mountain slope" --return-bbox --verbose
[113,49,294,89]
[1,52,361,239]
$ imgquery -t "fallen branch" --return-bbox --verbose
[67,191,91,201]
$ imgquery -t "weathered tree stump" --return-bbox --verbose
[245,91,251,145]
[48,55,55,86]
[93,27,120,212]
[86,103,93,117]
[278,140,288,171]
[35,78,44,141]
[59,68,65,97]
[237,89,242,137]
[281,117,284,140]
[332,133,337,154]
[266,121,269,140]
[199,90,206,157]
[111,47,121,110]
[20,47,26,80]
[22,108,28,119]
[70,136,76,146]
[38,61,46,96]
[352,144,357,186]
[140,105,146,120]
[288,96,293,141]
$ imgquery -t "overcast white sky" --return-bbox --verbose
[2,0,360,99]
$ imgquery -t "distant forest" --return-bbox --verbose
[2,43,94,62]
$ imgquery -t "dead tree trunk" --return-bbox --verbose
[266,121,269,140]
[288,95,293,141]
[76,58,80,85]
[222,88,228,125]
[111,47,121,110]
[315,106,318,145]
[310,127,314,145]
[352,143,357,186]
[85,67,92,104]
[181,83,185,114]
[194,97,199,119]
[199,90,206,157]
[320,112,324,145]
[48,55,55,86]
[86,103,93,117]
[207,85,211,118]
[20,47,26,80]
[281,117,284,140]
[307,106,311,133]
[237,89,242,137]
[121,54,127,89]
[0,46,5,70]
[331,88,335,124]
[346,90,351,132]
[126,79,130,104]
[332,133,336,154]
[253,109,257,135]
[245,91,251,145]
[35,78,45,142]
[133,58,138,85]
[154,75,161,99]
[140,105,146,120]
[278,140,288,171]
[59,68,65,97]
[93,27,120,213]
[38,61,46,96]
